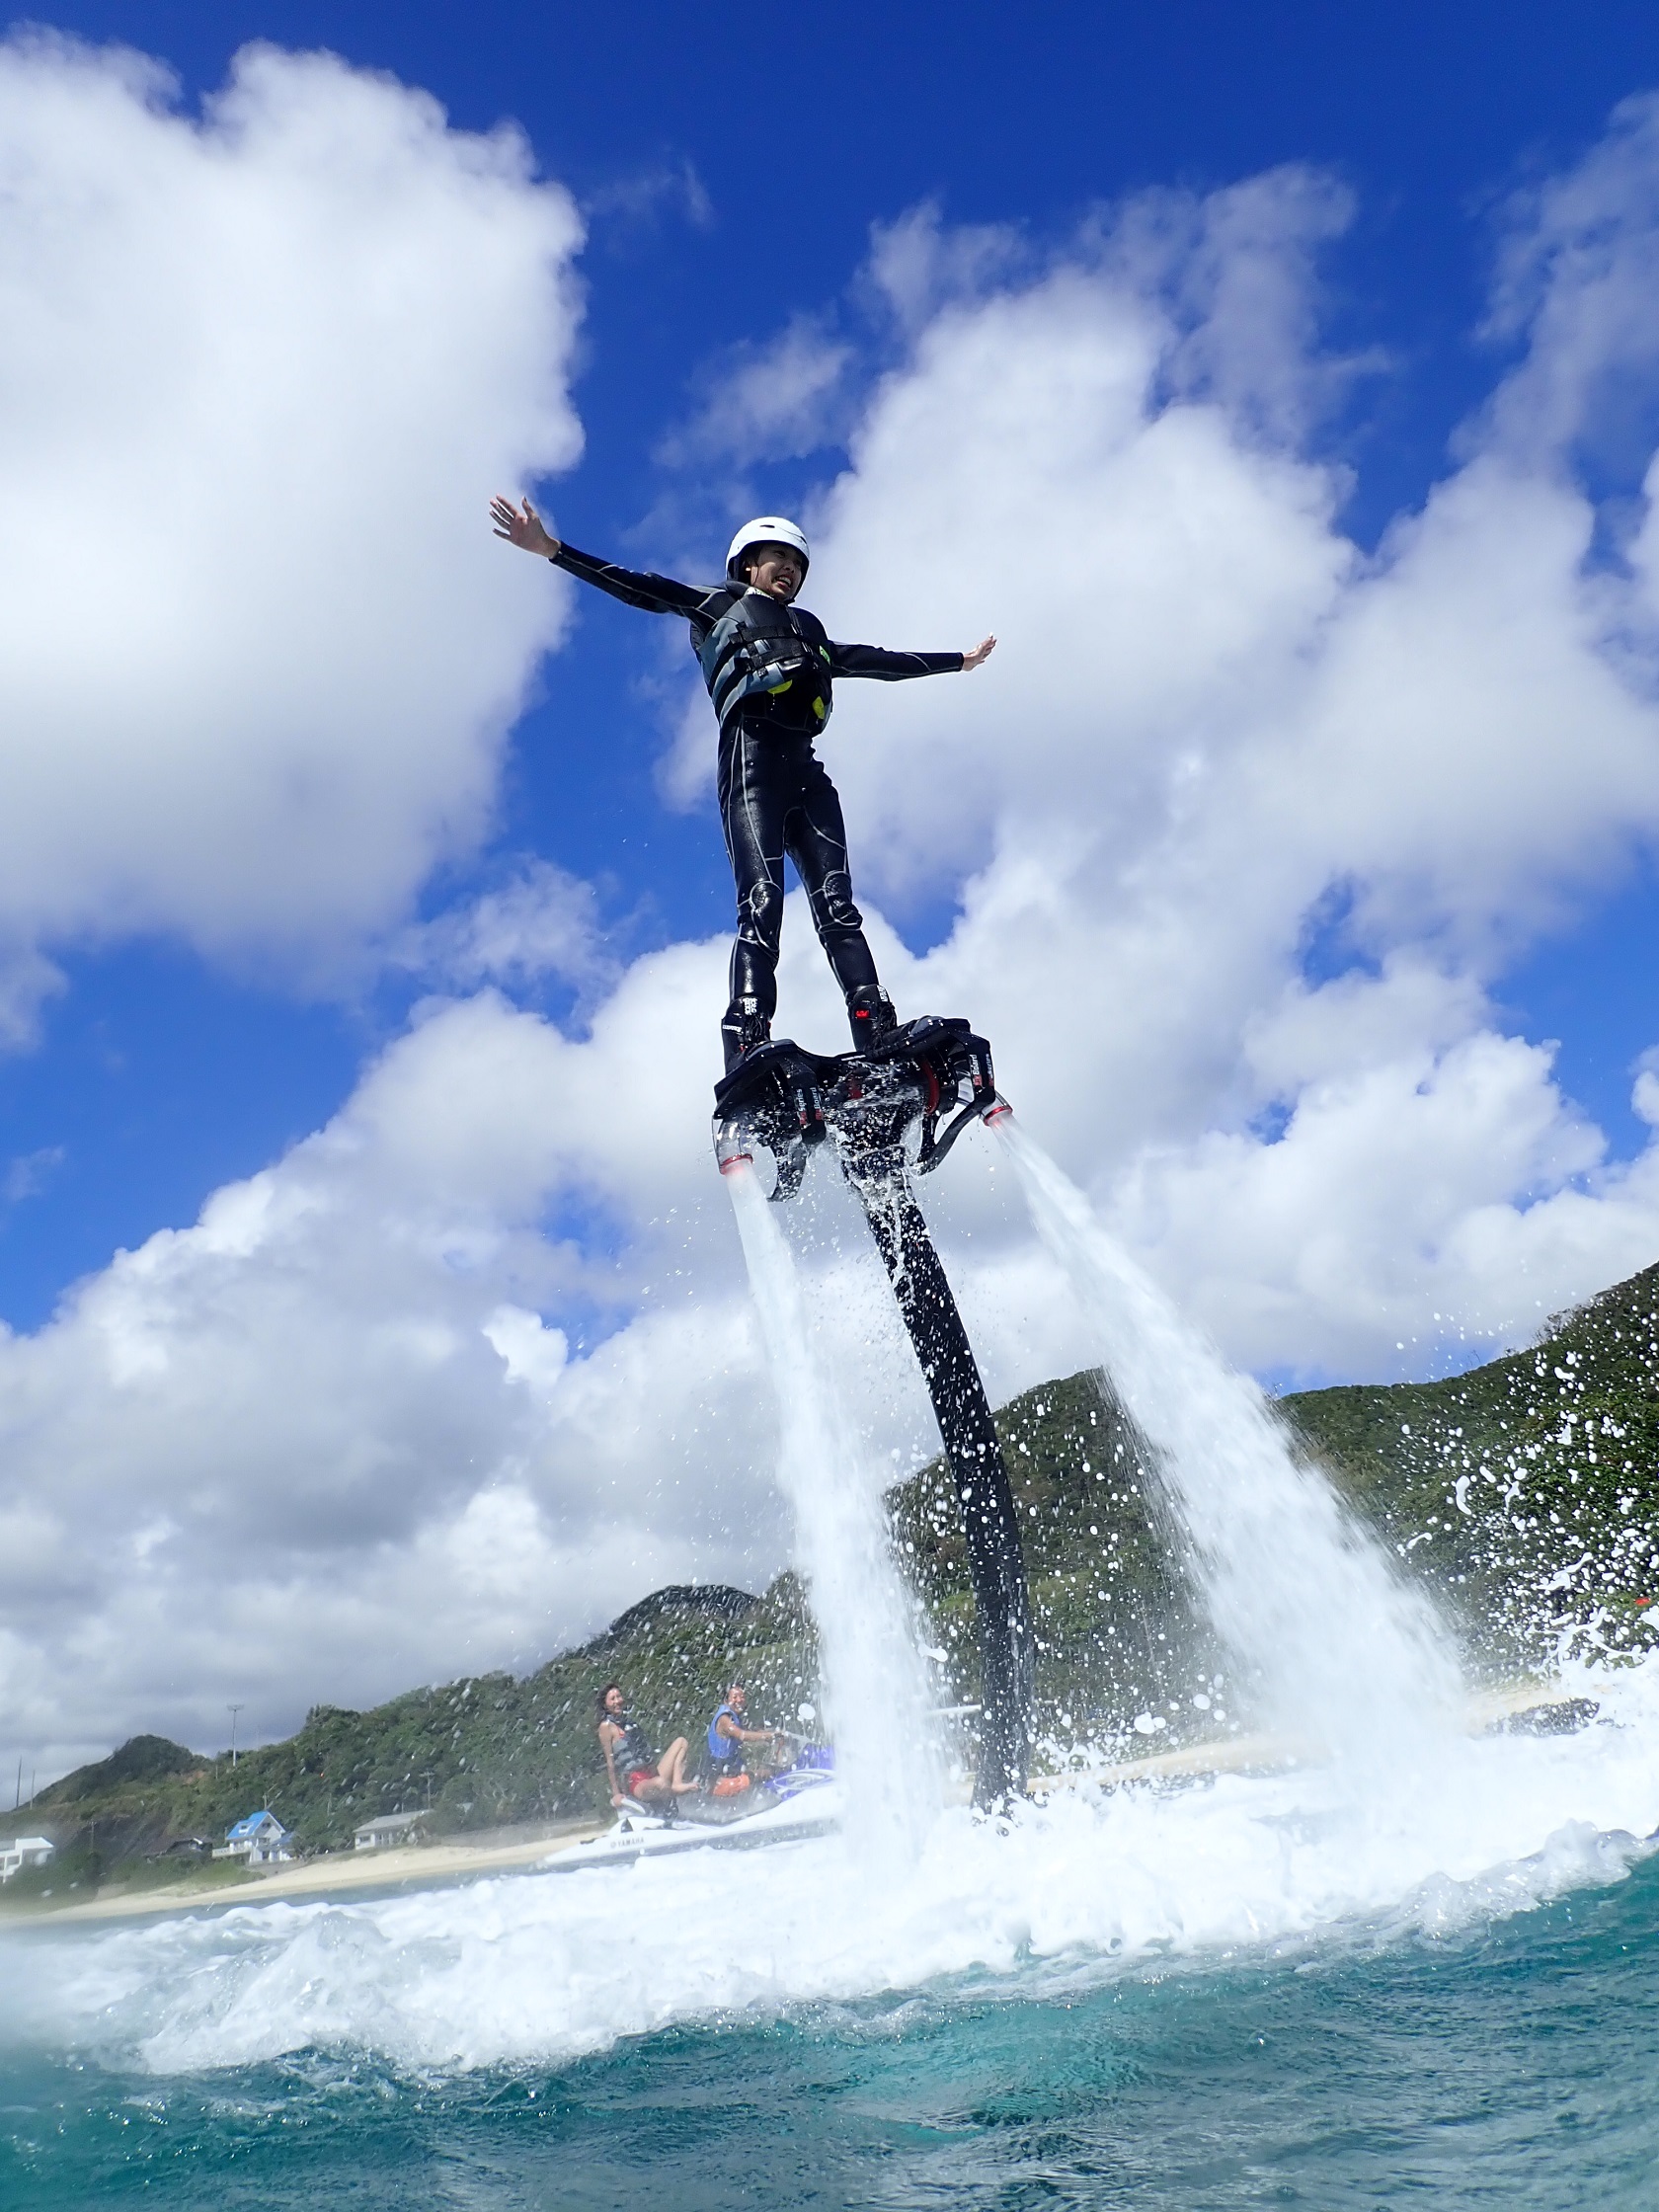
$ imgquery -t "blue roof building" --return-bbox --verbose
[216,1810,292,1865]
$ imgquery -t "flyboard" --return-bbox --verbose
[711,1015,1035,1808]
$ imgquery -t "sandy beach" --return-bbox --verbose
[6,1814,612,1928]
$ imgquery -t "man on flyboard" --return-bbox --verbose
[491,499,994,1071]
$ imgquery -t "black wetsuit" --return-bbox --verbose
[548,542,962,1059]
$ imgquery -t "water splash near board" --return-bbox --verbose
[993,1114,1462,1770]
[724,1153,941,1865]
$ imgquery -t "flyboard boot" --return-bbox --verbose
[720,999,772,1075]
[845,984,899,1053]
[710,1002,1031,1807]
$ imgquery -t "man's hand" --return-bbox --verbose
[962,635,996,672]
[491,494,561,559]
[610,1791,625,1808]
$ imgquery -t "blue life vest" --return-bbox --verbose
[708,1704,745,1770]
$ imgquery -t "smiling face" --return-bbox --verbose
[603,1685,625,1717]
[743,544,804,602]
[727,1685,747,1713]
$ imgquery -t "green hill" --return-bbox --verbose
[1281,1258,1659,1664]
[893,1261,1659,1710]
[14,1258,1659,1894]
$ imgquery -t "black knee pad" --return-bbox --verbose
[741,881,786,949]
[814,874,863,937]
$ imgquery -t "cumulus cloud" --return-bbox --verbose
[0,32,583,1016]
[19,85,1659,1774]
[389,858,613,995]
[0,930,1069,1778]
[762,138,1659,1360]
[0,978,774,1778]
[657,313,854,467]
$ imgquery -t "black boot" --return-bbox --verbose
[846,986,898,1053]
[721,1004,772,1074]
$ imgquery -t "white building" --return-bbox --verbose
[214,1810,292,1865]
[0,1836,53,1882]
[354,1810,430,1851]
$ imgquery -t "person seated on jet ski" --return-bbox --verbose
[596,1683,698,1811]
[705,1682,782,1799]
[489,497,995,1071]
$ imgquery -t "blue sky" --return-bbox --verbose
[1,0,1655,1327]
[14,4,1659,1767]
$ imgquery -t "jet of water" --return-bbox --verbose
[993,1116,1462,1769]
[724,1156,941,1862]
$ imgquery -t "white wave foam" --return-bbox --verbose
[994,1116,1462,1766]
[5,1655,1656,2078]
[725,1156,940,1863]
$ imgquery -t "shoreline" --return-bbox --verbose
[3,1681,1589,1930]
[2,1814,610,1929]
[1027,1678,1590,1796]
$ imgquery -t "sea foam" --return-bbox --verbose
[3,1651,1656,2078]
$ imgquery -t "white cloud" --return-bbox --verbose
[0,33,584,1014]
[19,90,1659,1777]
[389,859,612,994]
[0,978,794,1778]
[768,140,1659,1357]
[658,312,853,466]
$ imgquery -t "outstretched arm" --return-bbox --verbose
[491,494,561,558]
[828,634,997,681]
[489,494,711,618]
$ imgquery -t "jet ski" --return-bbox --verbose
[543,1747,840,1872]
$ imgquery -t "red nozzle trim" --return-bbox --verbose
[718,1151,753,1175]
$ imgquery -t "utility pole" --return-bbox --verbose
[227,1703,244,1770]
[13,1756,20,1812]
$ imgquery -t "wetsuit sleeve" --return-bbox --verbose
[826,643,966,680]
[550,540,712,618]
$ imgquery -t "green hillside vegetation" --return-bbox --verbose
[1280,1259,1659,1668]
[12,1259,1659,1899]
[888,1369,1225,1737]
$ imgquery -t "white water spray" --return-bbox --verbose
[724,1158,939,1859]
[994,1117,1462,1765]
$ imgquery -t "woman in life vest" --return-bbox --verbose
[490,498,994,1070]
[596,1682,698,1809]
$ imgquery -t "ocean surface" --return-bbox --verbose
[5,1659,1659,2209]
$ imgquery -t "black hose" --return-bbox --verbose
[843,1155,1034,1806]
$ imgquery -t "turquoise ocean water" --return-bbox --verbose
[5,1702,1659,2210]
[2,1849,1656,2208]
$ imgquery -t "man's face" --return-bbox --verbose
[744,545,804,602]
[604,1687,624,1716]
[729,1687,747,1713]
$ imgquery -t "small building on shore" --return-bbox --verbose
[354,1810,430,1851]
[0,1836,54,1882]
[215,1811,292,1865]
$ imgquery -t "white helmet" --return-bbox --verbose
[726,515,810,584]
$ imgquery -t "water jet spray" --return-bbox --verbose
[714,1017,1034,1806]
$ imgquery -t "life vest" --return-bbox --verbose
[608,1716,655,1781]
[707,1703,747,1774]
[696,592,833,731]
